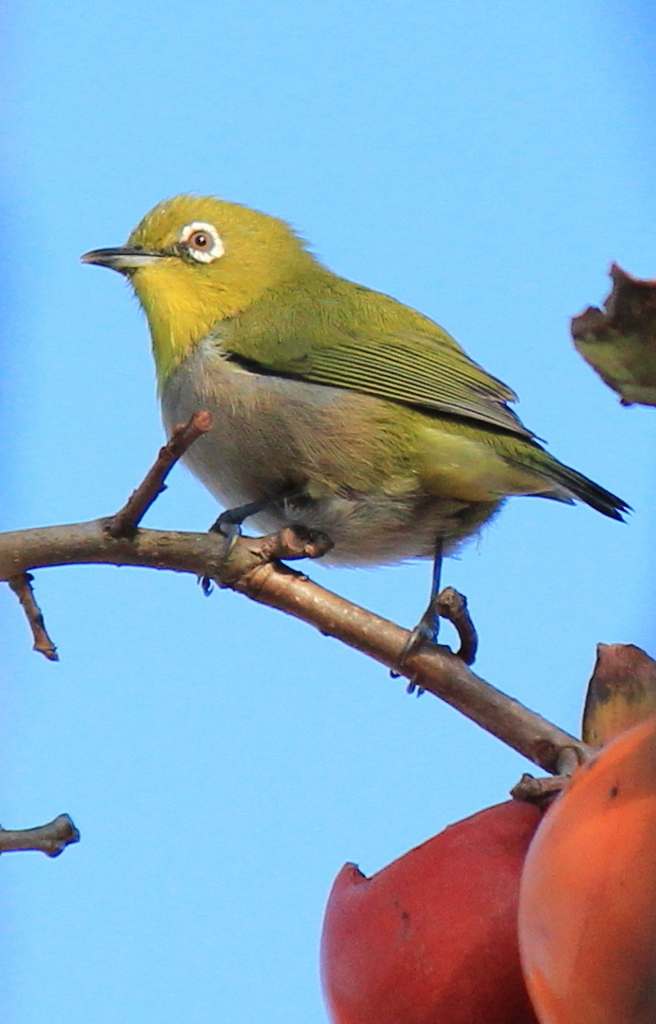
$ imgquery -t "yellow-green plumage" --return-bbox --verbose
[82,194,627,568]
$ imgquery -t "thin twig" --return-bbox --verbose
[0,519,592,774]
[7,572,58,661]
[510,773,572,804]
[435,587,478,665]
[555,746,583,776]
[0,813,79,857]
[107,411,213,538]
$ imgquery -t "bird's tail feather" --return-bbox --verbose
[513,450,629,522]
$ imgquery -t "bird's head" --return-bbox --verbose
[82,194,312,383]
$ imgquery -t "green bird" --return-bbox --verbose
[82,194,627,640]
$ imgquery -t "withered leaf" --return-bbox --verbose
[572,263,656,406]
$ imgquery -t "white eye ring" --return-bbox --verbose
[178,221,225,263]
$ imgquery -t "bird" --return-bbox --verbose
[82,194,628,644]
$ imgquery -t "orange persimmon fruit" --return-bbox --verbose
[519,714,656,1024]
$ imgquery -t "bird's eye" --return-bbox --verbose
[190,230,210,249]
[178,221,224,264]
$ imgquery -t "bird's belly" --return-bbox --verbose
[161,344,501,566]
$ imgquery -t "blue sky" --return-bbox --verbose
[2,2,656,1022]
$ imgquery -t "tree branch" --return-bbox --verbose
[0,814,79,857]
[7,572,58,661]
[0,517,590,775]
[107,411,213,537]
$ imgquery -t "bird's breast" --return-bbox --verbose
[161,339,325,507]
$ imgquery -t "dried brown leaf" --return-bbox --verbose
[572,264,656,406]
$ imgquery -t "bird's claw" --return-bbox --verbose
[213,518,242,553]
[392,587,477,692]
[209,510,244,539]
[395,619,437,695]
[399,594,442,666]
[202,512,245,593]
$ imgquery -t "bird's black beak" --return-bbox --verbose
[80,246,165,272]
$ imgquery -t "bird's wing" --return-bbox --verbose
[221,276,535,439]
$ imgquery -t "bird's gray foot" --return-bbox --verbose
[400,596,442,694]
[406,596,442,653]
[209,497,276,538]
[395,535,444,692]
[399,587,478,693]
[202,497,277,595]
